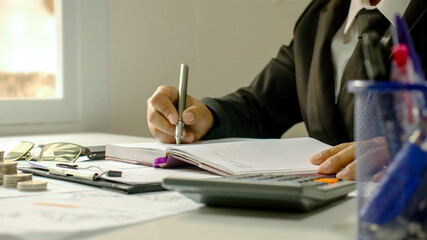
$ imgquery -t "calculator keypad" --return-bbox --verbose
[233,174,344,190]
[163,173,356,211]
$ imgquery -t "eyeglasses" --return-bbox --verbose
[3,141,94,163]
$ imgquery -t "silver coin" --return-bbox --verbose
[0,162,18,175]
[17,180,48,191]
[3,173,33,188]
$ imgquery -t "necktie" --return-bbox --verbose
[341,9,390,84]
[357,9,390,38]
[336,9,390,141]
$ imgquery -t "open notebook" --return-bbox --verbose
[106,137,331,176]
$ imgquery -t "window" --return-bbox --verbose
[0,0,80,125]
[0,0,57,99]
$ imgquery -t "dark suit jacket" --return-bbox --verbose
[202,0,427,145]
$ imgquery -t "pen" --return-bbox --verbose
[361,32,387,81]
[393,16,425,81]
[391,15,427,130]
[391,44,419,125]
[175,64,189,146]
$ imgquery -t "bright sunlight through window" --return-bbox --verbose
[0,0,57,99]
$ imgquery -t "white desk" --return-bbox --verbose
[85,197,357,240]
[0,133,357,240]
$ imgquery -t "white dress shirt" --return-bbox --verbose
[331,0,411,102]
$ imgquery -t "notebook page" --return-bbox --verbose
[105,142,170,165]
[168,137,331,175]
[106,138,253,165]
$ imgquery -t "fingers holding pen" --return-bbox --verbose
[147,84,214,143]
[147,85,180,142]
[148,85,179,124]
[147,85,199,143]
[180,105,209,143]
[182,100,214,141]
[147,105,193,143]
[147,105,175,142]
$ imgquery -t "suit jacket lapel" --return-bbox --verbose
[403,0,427,30]
[306,0,350,145]
[384,0,427,56]
[403,0,427,72]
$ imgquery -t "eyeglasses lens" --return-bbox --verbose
[40,143,83,162]
[4,141,34,162]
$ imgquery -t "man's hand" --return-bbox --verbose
[310,142,356,180]
[310,137,389,180]
[147,85,214,143]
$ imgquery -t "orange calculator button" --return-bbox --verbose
[314,178,339,184]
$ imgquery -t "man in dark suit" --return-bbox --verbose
[146,0,427,180]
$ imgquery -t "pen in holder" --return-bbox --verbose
[348,80,427,240]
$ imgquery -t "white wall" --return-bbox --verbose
[0,0,310,138]
[107,0,310,138]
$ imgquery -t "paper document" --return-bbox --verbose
[0,190,201,240]
[106,138,251,165]
[28,160,217,185]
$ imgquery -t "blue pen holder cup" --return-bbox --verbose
[348,80,427,240]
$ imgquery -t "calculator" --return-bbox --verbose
[162,173,356,212]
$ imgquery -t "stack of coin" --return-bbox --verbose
[0,162,18,185]
[3,173,32,188]
[17,180,48,191]
[0,150,5,183]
